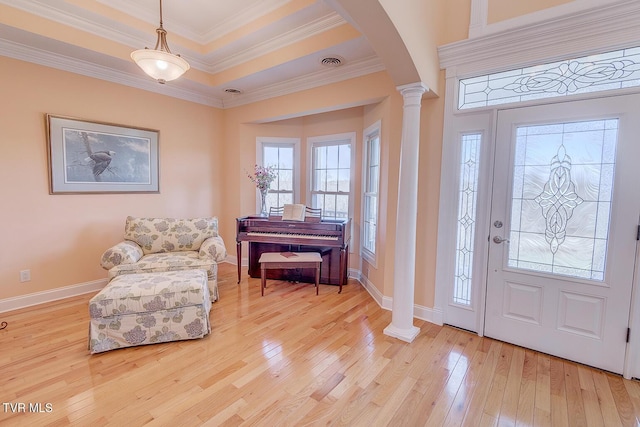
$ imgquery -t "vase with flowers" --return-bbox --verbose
[247,164,277,217]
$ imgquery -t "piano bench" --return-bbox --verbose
[258,252,322,296]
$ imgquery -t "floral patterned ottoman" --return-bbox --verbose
[89,269,211,354]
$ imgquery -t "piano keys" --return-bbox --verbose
[236,215,351,291]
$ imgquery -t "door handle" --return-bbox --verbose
[493,235,510,244]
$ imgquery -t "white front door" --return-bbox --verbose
[485,94,640,374]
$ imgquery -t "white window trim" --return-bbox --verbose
[306,132,356,220]
[360,121,381,267]
[256,137,301,213]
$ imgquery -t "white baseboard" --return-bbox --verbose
[354,270,442,325]
[0,278,107,314]
[415,304,444,326]
[357,270,391,310]
[0,266,444,326]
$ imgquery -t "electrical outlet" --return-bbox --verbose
[20,270,31,282]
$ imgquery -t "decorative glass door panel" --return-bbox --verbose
[485,95,640,374]
[508,120,618,281]
[453,133,482,306]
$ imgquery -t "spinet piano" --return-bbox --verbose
[236,214,351,290]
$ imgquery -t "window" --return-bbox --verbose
[458,46,640,110]
[361,122,381,264]
[507,119,618,281]
[256,137,300,213]
[453,133,482,306]
[308,133,355,219]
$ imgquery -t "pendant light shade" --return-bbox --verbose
[131,0,189,84]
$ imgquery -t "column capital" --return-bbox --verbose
[396,82,429,106]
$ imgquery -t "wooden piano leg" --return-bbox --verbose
[236,241,242,284]
[339,247,346,294]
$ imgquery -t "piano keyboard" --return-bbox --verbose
[246,231,339,241]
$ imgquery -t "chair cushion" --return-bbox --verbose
[107,251,214,279]
[90,269,209,317]
[88,270,211,354]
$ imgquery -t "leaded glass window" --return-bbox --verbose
[508,119,618,281]
[459,47,640,110]
[453,133,482,306]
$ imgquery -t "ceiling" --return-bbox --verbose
[0,0,389,108]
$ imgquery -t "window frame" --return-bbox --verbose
[256,137,301,213]
[360,121,381,266]
[306,132,356,221]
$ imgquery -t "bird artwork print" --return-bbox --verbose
[61,123,153,188]
[85,150,116,179]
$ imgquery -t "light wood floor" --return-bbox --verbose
[2,263,640,426]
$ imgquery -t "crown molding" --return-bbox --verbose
[0,37,223,108]
[100,0,292,45]
[200,0,295,43]
[0,0,345,75]
[439,0,640,77]
[222,56,385,108]
[206,12,345,73]
[0,0,146,48]
[1,36,384,109]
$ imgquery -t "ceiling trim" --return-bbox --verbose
[205,12,345,73]
[100,0,292,44]
[222,56,385,108]
[1,35,384,109]
[0,37,223,108]
[0,0,348,76]
[0,0,145,48]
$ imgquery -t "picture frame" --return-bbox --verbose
[46,114,159,194]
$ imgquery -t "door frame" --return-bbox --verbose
[434,109,496,334]
[435,88,640,379]
[487,98,640,375]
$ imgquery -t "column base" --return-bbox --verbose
[383,323,420,343]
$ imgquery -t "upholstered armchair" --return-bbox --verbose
[100,216,227,301]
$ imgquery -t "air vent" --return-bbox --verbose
[224,88,243,94]
[320,56,344,67]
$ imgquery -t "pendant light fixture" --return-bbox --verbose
[130,0,190,84]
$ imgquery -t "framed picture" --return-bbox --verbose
[46,115,159,194]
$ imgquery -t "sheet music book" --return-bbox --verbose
[282,204,306,221]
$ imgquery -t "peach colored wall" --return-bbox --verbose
[379,0,444,95]
[415,71,446,308]
[360,96,400,298]
[225,108,365,269]
[2,0,474,310]
[219,71,397,245]
[442,0,472,44]
[488,0,573,23]
[219,72,404,299]
[0,56,224,300]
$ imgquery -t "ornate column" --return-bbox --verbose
[383,82,428,343]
